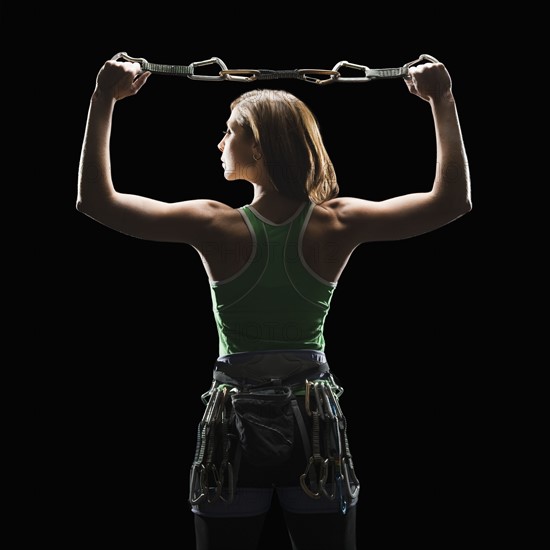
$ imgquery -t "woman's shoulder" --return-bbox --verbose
[311,197,359,224]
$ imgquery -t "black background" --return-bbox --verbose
[36,6,489,548]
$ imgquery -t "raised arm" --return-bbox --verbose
[76,60,227,243]
[334,61,472,245]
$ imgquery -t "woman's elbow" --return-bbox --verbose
[76,197,84,214]
[76,193,103,220]
[450,194,472,221]
[76,194,93,217]
[461,194,473,216]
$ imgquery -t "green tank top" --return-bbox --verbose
[210,201,337,356]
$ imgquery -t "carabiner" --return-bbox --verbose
[329,60,372,83]
[187,57,229,81]
[297,69,340,85]
[300,456,323,498]
[189,464,207,505]
[111,51,148,65]
[319,458,336,500]
[204,463,223,504]
[403,53,440,78]
[343,458,360,500]
[403,53,439,69]
[219,69,260,82]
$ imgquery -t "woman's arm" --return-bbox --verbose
[334,61,472,245]
[76,60,226,243]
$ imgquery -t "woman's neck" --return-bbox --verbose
[249,190,307,224]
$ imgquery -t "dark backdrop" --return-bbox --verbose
[40,8,487,549]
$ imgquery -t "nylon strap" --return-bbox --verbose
[140,62,193,76]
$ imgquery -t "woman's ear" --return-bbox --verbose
[252,144,263,162]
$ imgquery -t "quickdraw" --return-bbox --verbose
[300,379,360,514]
[189,384,235,505]
[111,52,439,84]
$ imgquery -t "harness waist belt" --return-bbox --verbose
[214,350,329,385]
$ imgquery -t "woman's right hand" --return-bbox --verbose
[94,60,151,101]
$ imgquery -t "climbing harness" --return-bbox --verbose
[111,52,439,84]
[189,358,360,515]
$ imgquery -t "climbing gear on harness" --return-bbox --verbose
[110,52,439,84]
[300,379,360,515]
[189,384,235,506]
[189,356,360,515]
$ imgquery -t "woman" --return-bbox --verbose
[77,57,471,550]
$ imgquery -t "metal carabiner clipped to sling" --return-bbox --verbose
[111,51,228,80]
[329,53,440,83]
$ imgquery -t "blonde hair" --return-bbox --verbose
[230,89,339,204]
